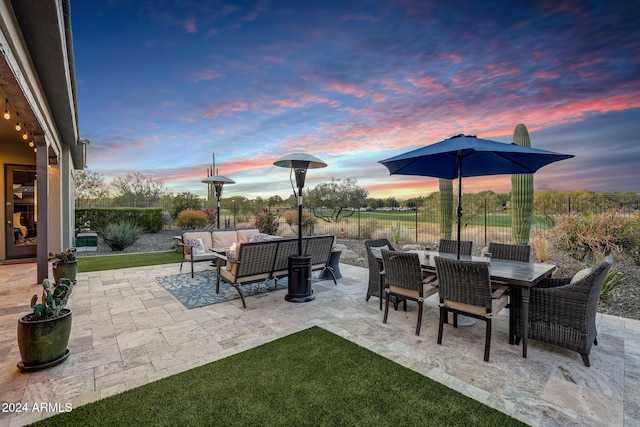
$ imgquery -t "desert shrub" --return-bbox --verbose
[254,209,280,235]
[551,209,640,262]
[100,221,142,251]
[284,210,316,235]
[176,209,208,229]
[532,233,549,263]
[361,219,378,239]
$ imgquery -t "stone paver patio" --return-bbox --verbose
[1,260,638,426]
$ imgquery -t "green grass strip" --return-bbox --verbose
[77,251,182,272]
[33,327,525,427]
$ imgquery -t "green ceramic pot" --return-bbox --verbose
[52,260,78,282]
[17,309,72,371]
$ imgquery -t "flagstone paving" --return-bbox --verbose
[0,261,638,426]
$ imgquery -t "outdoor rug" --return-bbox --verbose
[155,269,318,309]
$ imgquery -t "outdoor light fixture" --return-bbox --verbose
[4,99,10,120]
[22,126,28,140]
[274,152,327,302]
[201,174,235,228]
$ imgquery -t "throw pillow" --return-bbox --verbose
[570,267,593,284]
[369,244,389,259]
[187,238,206,255]
[249,234,269,243]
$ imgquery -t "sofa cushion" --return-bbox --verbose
[213,231,238,248]
[237,229,260,243]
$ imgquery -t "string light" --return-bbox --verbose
[15,112,21,131]
[3,99,10,120]
[28,141,34,147]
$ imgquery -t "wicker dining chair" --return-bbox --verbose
[364,239,396,308]
[438,239,473,255]
[488,242,531,262]
[515,256,613,367]
[434,256,509,362]
[381,249,438,335]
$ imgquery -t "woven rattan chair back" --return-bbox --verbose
[438,239,472,256]
[488,243,530,262]
[435,256,492,309]
[364,239,395,304]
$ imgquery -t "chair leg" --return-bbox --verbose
[594,338,598,346]
[234,284,247,309]
[437,307,445,345]
[415,300,423,336]
[581,354,591,367]
[383,291,391,324]
[453,313,458,328]
[484,318,491,362]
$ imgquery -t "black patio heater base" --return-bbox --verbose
[285,255,314,303]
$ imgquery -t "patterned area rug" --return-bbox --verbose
[156,269,296,309]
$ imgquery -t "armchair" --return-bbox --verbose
[364,238,396,309]
[516,256,613,367]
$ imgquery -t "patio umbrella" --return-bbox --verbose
[379,134,574,258]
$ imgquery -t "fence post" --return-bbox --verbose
[357,206,361,239]
[568,197,571,214]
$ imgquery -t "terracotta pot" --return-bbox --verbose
[52,261,78,282]
[17,309,72,371]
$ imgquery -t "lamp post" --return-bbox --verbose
[274,152,327,302]
[202,175,235,228]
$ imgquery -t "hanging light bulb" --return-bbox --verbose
[29,141,34,147]
[15,112,21,131]
[22,129,28,140]
[34,147,37,153]
[3,99,10,120]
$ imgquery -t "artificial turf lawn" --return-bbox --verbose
[77,251,182,272]
[32,327,525,427]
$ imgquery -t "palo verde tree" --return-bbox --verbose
[305,177,368,222]
[74,169,111,205]
[111,172,168,207]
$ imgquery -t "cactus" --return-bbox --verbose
[439,178,453,239]
[511,123,534,244]
[30,278,73,320]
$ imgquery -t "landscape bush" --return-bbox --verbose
[100,221,143,251]
[551,209,640,262]
[254,209,280,235]
[284,210,317,235]
[176,209,208,229]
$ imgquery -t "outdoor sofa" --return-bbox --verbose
[177,228,268,277]
[216,234,337,308]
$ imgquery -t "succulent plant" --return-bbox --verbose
[48,248,77,266]
[511,124,534,244]
[29,278,73,320]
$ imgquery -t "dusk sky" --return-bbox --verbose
[71,0,640,200]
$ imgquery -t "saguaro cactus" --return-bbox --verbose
[439,178,453,240]
[511,123,534,244]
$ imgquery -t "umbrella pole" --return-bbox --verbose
[457,152,463,260]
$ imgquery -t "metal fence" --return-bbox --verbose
[77,194,639,246]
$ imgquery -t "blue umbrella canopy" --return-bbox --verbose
[379,134,574,258]
[379,134,574,179]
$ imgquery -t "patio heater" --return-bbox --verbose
[274,153,327,302]
[202,175,235,228]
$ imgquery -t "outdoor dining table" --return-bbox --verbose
[408,250,556,358]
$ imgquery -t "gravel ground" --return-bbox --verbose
[79,230,640,321]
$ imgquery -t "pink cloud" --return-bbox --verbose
[183,18,197,34]
[202,101,249,118]
[192,69,224,81]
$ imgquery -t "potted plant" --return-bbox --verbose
[49,248,77,282]
[17,278,73,371]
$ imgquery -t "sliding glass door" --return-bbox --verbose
[5,164,37,258]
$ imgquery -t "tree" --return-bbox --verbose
[74,169,110,205]
[305,177,368,223]
[171,192,204,220]
[111,172,168,207]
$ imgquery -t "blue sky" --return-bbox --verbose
[71,0,640,200]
